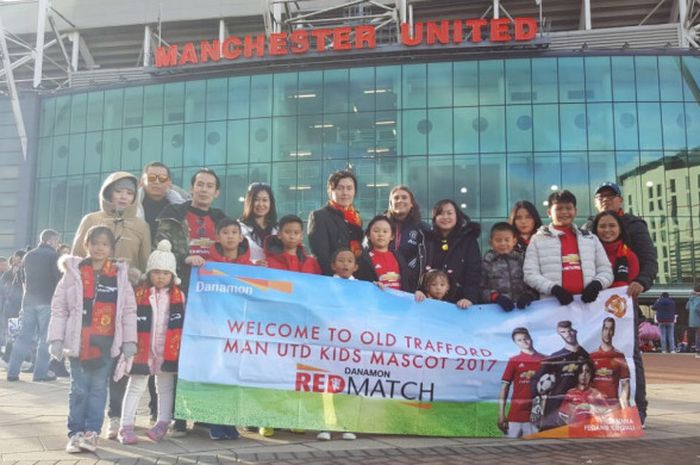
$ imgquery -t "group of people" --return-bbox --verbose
[0,160,662,452]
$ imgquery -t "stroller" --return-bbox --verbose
[639,319,661,352]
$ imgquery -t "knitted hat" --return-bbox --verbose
[145,240,180,285]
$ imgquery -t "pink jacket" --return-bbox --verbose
[48,256,137,359]
[115,286,184,380]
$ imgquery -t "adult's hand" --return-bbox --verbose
[185,255,206,267]
[627,281,644,299]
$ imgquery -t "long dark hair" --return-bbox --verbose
[508,200,543,235]
[591,210,628,244]
[387,185,422,223]
[431,199,468,232]
[240,182,277,245]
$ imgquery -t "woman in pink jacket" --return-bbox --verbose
[114,240,185,445]
[47,226,137,454]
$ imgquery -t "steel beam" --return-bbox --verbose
[144,25,151,66]
[33,0,49,88]
[78,35,98,69]
[493,0,499,19]
[0,15,28,159]
[580,0,592,30]
[70,31,79,71]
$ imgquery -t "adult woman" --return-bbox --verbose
[508,200,543,255]
[238,182,278,264]
[308,170,363,276]
[385,185,429,267]
[591,210,639,288]
[413,199,481,306]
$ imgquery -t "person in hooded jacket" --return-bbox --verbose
[265,215,321,275]
[72,172,151,278]
[410,199,482,307]
[205,218,253,265]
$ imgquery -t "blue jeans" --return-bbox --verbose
[7,305,51,379]
[659,322,675,352]
[67,354,115,437]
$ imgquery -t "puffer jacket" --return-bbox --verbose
[355,247,414,292]
[480,249,538,303]
[206,239,253,265]
[71,172,152,274]
[523,224,613,296]
[47,256,137,358]
[264,236,322,274]
[238,220,278,263]
[687,292,700,328]
[411,219,482,303]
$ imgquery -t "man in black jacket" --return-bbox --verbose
[590,181,658,426]
[6,230,61,382]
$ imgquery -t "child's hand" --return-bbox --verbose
[185,255,206,267]
[374,282,386,290]
[255,259,268,267]
[516,295,533,309]
[456,299,472,309]
[415,290,427,302]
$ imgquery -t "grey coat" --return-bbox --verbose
[480,250,538,303]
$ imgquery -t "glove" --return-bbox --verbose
[551,285,574,306]
[495,294,514,312]
[121,342,138,358]
[516,295,533,309]
[48,341,64,360]
[581,280,603,303]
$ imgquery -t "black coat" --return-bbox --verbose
[307,205,364,276]
[411,219,482,303]
[22,243,61,308]
[389,216,431,271]
[355,248,414,292]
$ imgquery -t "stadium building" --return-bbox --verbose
[0,0,699,295]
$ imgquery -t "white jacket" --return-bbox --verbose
[523,224,613,296]
[239,220,278,262]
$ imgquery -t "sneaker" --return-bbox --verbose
[78,431,98,452]
[20,362,33,373]
[170,419,188,438]
[258,427,275,437]
[118,425,138,445]
[65,433,82,453]
[342,432,357,440]
[209,424,228,440]
[224,425,240,440]
[146,421,169,442]
[106,417,119,440]
[316,431,331,441]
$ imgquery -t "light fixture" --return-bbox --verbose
[550,184,559,191]
[311,124,334,129]
[238,196,245,202]
[367,148,390,154]
[363,88,388,94]
[459,187,468,194]
[289,185,312,191]
[291,93,317,99]
[375,120,396,126]
[460,203,467,209]
[289,150,312,157]
[645,181,654,187]
[367,183,390,188]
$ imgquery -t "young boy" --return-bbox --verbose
[206,218,252,265]
[481,223,538,311]
[523,190,613,305]
[264,215,321,274]
[331,248,359,279]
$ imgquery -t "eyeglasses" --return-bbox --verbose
[146,174,170,183]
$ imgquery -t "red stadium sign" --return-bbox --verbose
[154,17,539,68]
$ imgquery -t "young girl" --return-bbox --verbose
[47,226,137,454]
[591,211,639,288]
[115,240,185,444]
[415,269,470,308]
[508,200,543,256]
[355,215,412,291]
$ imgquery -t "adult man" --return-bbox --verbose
[137,162,190,241]
[498,327,545,438]
[590,318,630,409]
[6,230,61,382]
[533,320,590,430]
[155,168,225,436]
[590,181,656,424]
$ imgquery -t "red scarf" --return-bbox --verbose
[329,200,363,256]
[131,284,185,375]
[79,260,118,368]
[602,240,631,286]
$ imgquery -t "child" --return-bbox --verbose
[415,269,470,309]
[317,247,358,441]
[523,190,613,305]
[355,215,412,291]
[47,226,137,454]
[508,200,543,256]
[264,215,321,274]
[481,223,538,311]
[591,211,640,288]
[206,218,253,265]
[115,240,185,445]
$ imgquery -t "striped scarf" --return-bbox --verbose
[79,260,118,369]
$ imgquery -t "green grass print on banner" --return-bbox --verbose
[175,380,501,437]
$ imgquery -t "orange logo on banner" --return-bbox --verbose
[605,294,627,318]
[236,276,293,293]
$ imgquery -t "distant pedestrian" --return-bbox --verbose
[686,284,700,357]
[653,292,677,353]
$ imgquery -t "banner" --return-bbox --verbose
[176,263,643,438]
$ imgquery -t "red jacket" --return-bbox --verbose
[205,239,253,265]
[264,236,321,275]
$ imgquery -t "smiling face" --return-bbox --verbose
[191,172,220,210]
[368,219,394,252]
[595,214,621,243]
[329,177,356,208]
[490,230,517,255]
[514,207,536,237]
[595,188,623,213]
[253,190,271,220]
[331,250,358,279]
[434,203,458,235]
[549,202,577,228]
[389,188,413,220]
[87,233,113,263]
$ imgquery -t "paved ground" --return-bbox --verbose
[1,353,699,465]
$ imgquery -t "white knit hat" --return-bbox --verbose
[145,240,180,285]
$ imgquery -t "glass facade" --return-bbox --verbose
[35,54,700,285]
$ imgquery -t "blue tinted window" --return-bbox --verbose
[428,108,452,155]
[454,61,478,107]
[428,62,453,108]
[532,104,560,151]
[611,57,636,101]
[613,103,639,150]
[402,64,426,109]
[558,58,585,103]
[479,60,505,105]
[532,58,558,103]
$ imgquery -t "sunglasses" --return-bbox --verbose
[146,174,170,183]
